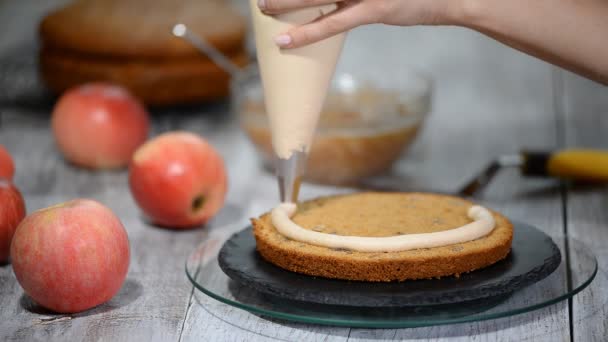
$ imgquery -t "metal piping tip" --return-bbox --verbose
[276,151,307,203]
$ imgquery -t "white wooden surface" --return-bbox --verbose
[560,72,608,342]
[1,1,606,341]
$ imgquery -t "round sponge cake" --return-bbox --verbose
[252,192,513,282]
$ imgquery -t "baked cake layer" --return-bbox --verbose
[252,193,513,282]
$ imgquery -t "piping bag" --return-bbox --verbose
[249,1,346,203]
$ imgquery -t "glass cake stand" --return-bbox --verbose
[185,225,598,328]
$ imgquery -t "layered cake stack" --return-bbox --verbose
[39,0,248,105]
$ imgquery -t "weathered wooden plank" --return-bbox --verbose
[560,71,608,342]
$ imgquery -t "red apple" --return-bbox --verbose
[129,131,227,229]
[0,145,15,179]
[0,179,25,262]
[10,199,130,313]
[51,83,150,169]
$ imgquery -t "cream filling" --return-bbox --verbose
[270,203,496,252]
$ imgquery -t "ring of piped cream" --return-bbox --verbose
[270,203,496,252]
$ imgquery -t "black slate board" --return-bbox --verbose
[218,222,561,307]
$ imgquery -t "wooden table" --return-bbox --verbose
[1,1,606,341]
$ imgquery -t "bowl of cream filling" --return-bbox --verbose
[233,65,433,186]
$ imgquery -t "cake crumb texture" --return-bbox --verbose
[252,192,513,282]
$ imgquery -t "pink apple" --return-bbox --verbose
[0,179,25,262]
[129,131,228,229]
[10,199,130,313]
[0,145,15,180]
[51,83,150,169]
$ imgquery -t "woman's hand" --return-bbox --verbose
[258,0,464,48]
[258,0,608,84]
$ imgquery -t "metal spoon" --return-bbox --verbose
[172,23,242,77]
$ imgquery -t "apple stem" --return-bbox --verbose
[192,195,206,212]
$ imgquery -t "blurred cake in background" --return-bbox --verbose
[39,0,247,106]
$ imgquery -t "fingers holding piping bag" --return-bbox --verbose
[260,0,462,49]
[272,1,377,49]
[259,0,344,14]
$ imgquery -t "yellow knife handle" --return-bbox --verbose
[522,149,608,182]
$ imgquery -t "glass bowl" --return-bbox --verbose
[232,65,433,185]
